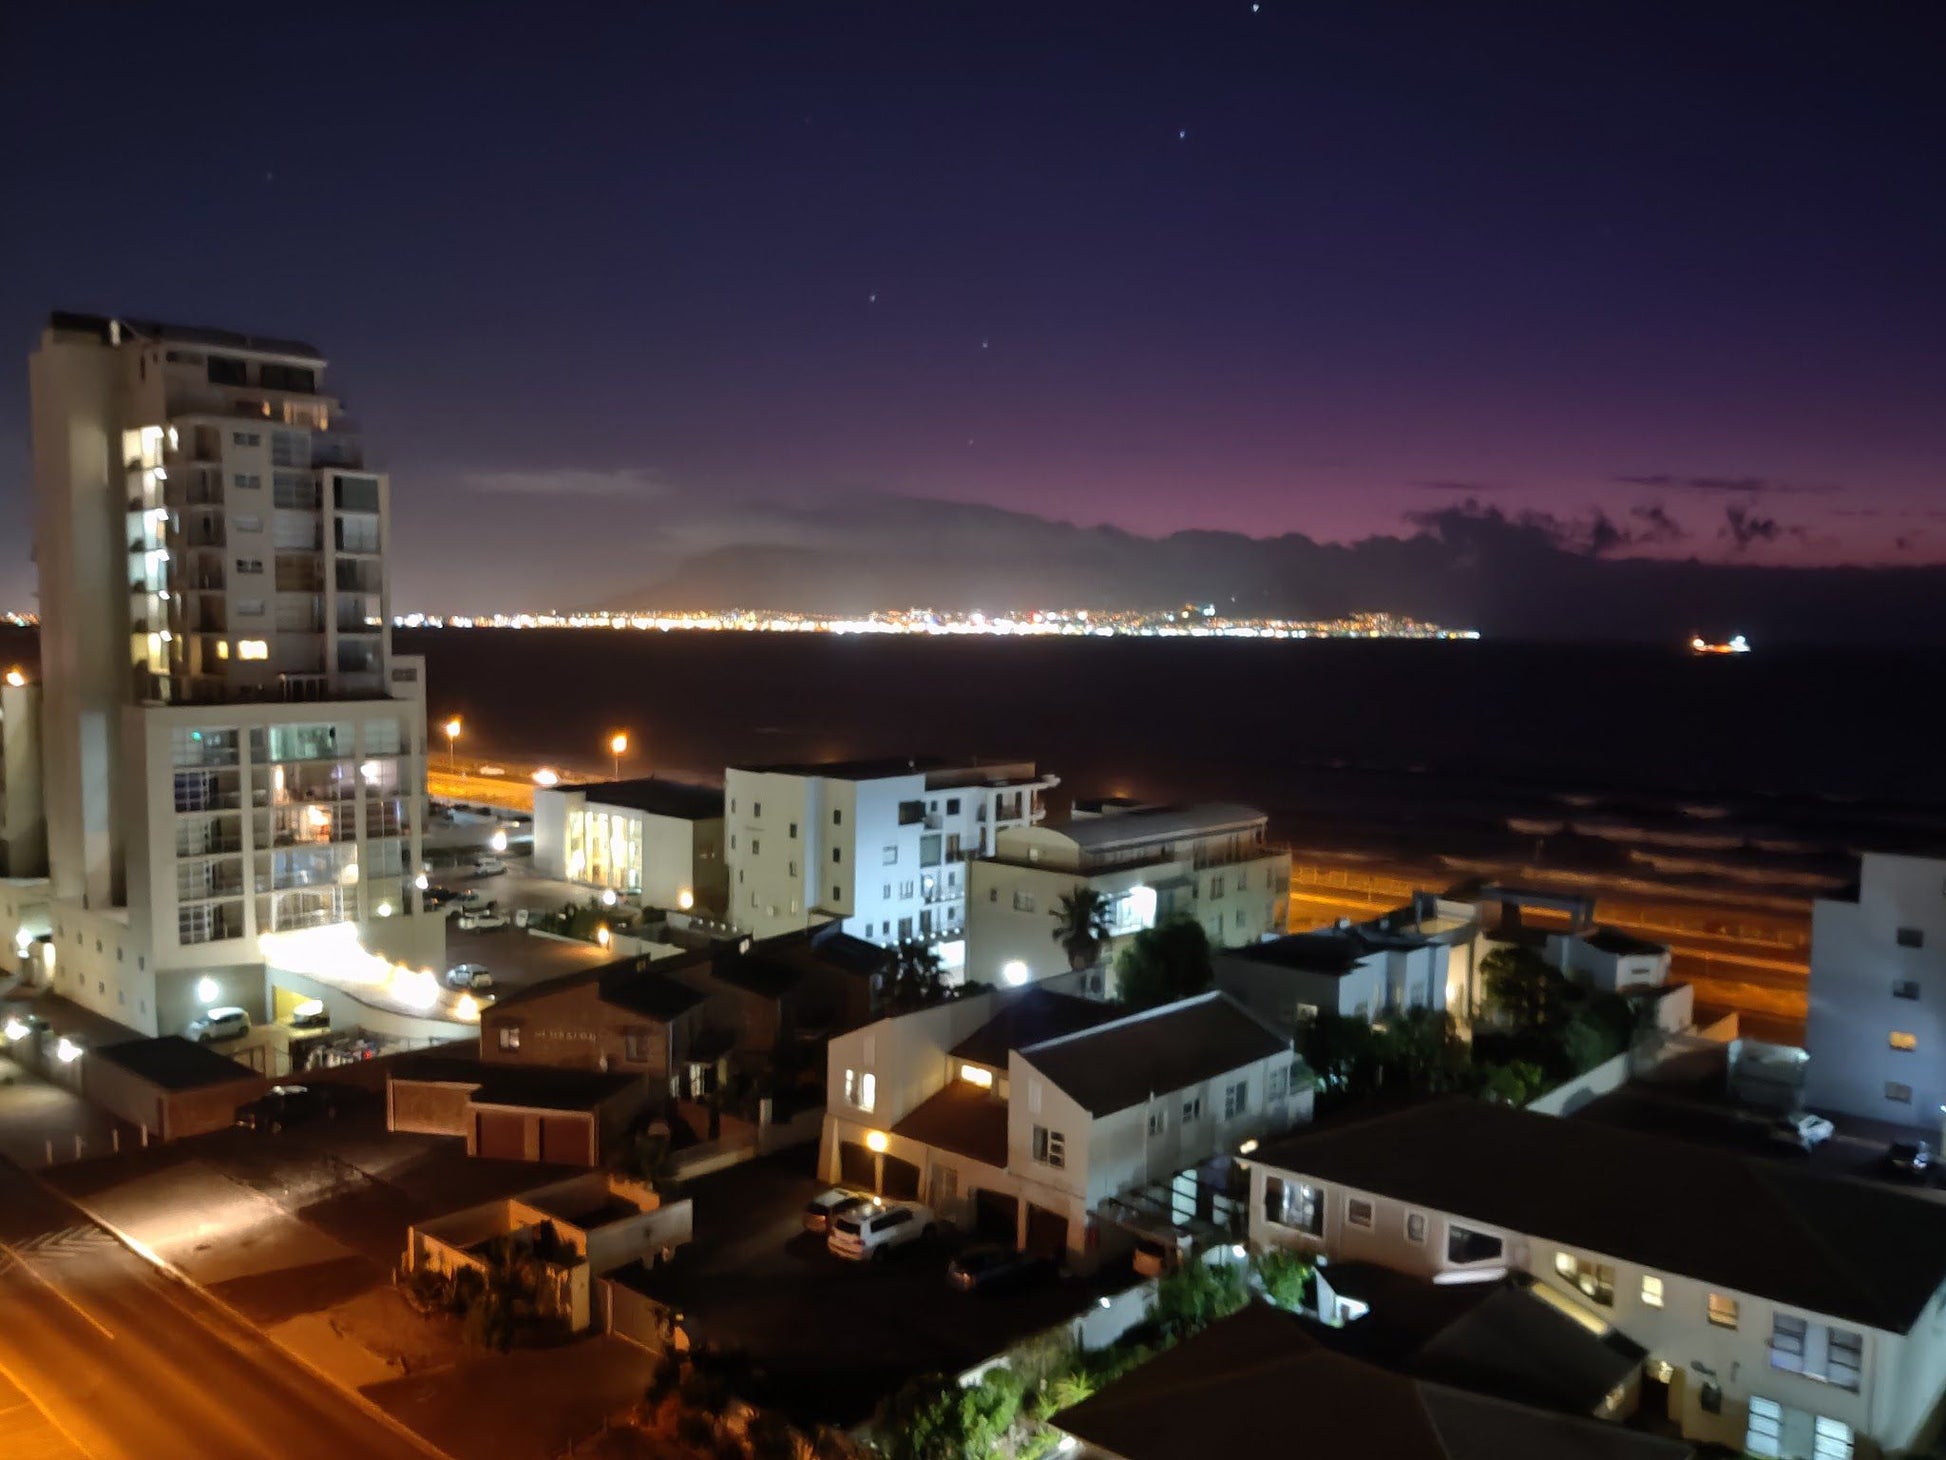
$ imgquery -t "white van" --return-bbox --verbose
[828,1200,934,1262]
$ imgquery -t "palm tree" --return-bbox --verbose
[1051,886,1115,971]
[880,939,945,1011]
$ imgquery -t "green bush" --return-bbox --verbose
[1252,1248,1313,1312]
[1150,1258,1249,1343]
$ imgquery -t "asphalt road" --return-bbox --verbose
[0,1158,437,1460]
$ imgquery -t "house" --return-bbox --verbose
[1049,1301,1692,1460]
[530,776,726,913]
[965,802,1290,990]
[1805,851,1946,1126]
[387,1054,651,1166]
[403,1169,692,1333]
[1247,1098,1946,1456]
[699,924,884,1056]
[1473,885,1672,995]
[822,987,1308,1261]
[1215,915,1460,1030]
[722,755,1059,955]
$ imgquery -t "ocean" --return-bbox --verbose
[9,626,1943,910]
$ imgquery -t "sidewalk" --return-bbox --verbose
[0,1053,130,1170]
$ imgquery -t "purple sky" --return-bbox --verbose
[2,2,1943,613]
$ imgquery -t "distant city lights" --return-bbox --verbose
[391,606,1480,641]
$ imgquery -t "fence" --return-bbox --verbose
[1524,1049,1633,1117]
[598,1275,687,1356]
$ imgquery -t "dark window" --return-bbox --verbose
[833,808,843,826]
[832,848,842,864]
[260,363,316,393]
[1897,927,1925,949]
[1447,1224,1503,1264]
[898,800,924,825]
[788,822,798,838]
[1887,1081,1914,1103]
[1895,979,1921,1000]
[1698,1382,1721,1415]
[832,884,842,902]
[207,356,248,386]
[946,798,961,815]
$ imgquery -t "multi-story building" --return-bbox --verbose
[723,756,1058,957]
[1248,1099,1946,1456]
[531,776,726,912]
[0,669,45,876]
[965,802,1290,989]
[11,312,428,1036]
[1806,851,1946,1126]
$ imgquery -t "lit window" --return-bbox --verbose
[1554,1251,1615,1305]
[1263,1177,1322,1235]
[216,641,230,659]
[858,1072,876,1113]
[1890,1031,1918,1051]
[237,639,269,660]
[1707,1292,1739,1329]
[959,1064,994,1089]
[1642,1275,1664,1308]
[1346,1196,1374,1228]
[498,1024,521,1052]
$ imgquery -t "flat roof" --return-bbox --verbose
[1224,931,1373,977]
[92,1035,257,1092]
[1019,992,1291,1118]
[729,756,948,780]
[567,777,723,820]
[1252,1099,1946,1334]
[1051,1303,1688,1460]
[1584,926,1669,957]
[48,310,324,361]
[1053,802,1268,851]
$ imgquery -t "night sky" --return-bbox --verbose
[3,2,1944,621]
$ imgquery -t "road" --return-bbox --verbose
[0,1158,437,1460]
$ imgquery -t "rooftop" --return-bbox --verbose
[1050,1303,1689,1460]
[1223,930,1377,977]
[1054,802,1269,852]
[949,987,1122,1068]
[565,777,723,821]
[92,1035,258,1092]
[1583,926,1669,958]
[892,1080,1010,1168]
[486,950,713,1021]
[1018,992,1291,1117]
[729,756,949,780]
[48,310,325,361]
[1252,1099,1946,1333]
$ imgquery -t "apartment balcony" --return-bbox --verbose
[1190,840,1290,871]
[184,526,226,549]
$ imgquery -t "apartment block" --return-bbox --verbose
[723,756,1058,956]
[9,312,429,1036]
[965,802,1291,989]
[531,776,726,912]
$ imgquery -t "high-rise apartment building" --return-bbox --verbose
[14,312,427,1036]
[723,757,1058,957]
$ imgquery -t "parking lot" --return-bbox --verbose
[628,1147,1140,1427]
[427,857,616,996]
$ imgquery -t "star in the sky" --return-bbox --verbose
[1177,129,1188,140]
[980,338,989,350]
[869,292,877,304]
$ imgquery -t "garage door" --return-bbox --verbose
[1025,1203,1069,1258]
[539,1114,593,1166]
[972,1189,1019,1244]
[880,1154,921,1200]
[838,1140,876,1190]
[475,1110,527,1160]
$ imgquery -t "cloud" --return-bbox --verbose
[459,468,662,499]
[1628,503,1686,544]
[1719,503,1811,550]
[1413,480,1506,493]
[1615,473,1839,497]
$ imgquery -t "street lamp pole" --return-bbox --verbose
[610,731,629,781]
[444,717,462,775]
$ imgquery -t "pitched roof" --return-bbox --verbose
[713,925,886,997]
[468,1066,642,1112]
[599,968,711,1022]
[949,987,1122,1068]
[892,1080,1010,1168]
[1252,1099,1946,1333]
[1017,992,1290,1117]
[92,1035,258,1092]
[567,777,723,820]
[1050,1303,1689,1460]
[1411,1282,1647,1416]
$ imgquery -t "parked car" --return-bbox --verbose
[455,889,494,913]
[287,998,331,1031]
[456,907,509,931]
[476,765,506,778]
[422,885,459,910]
[235,1084,332,1134]
[444,963,494,991]
[828,1200,935,1261]
[472,856,508,877]
[1768,1112,1835,1151]
[1887,1140,1934,1179]
[946,1244,1051,1293]
[187,1006,251,1043]
[802,1187,871,1235]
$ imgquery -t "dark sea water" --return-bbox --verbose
[9,626,1943,907]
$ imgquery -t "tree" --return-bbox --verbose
[1149,1257,1249,1343]
[1114,915,1212,1009]
[1480,945,1567,1029]
[1376,1007,1469,1093]
[1296,1010,1380,1096]
[874,1369,1024,1460]
[1050,887,1115,971]
[1477,1058,1547,1104]
[1252,1248,1314,1312]
[880,940,946,1012]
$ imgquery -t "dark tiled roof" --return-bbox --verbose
[599,968,710,1022]
[1225,931,1372,976]
[1252,1099,1946,1334]
[487,950,712,1016]
[730,756,947,780]
[567,777,722,820]
[713,925,887,997]
[469,1066,641,1112]
[949,988,1121,1068]
[892,1080,1010,1168]
[1411,1281,1646,1416]
[1018,993,1290,1117]
[93,1036,257,1092]
[1050,1303,1689,1460]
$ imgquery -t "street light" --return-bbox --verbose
[443,716,462,774]
[609,731,629,780]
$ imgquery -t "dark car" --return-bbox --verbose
[1887,1140,1933,1179]
[422,886,459,909]
[946,1243,1050,1293]
[235,1084,333,1134]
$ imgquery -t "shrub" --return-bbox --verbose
[1252,1248,1313,1312]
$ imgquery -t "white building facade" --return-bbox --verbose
[1806,852,1946,1126]
[9,313,429,1036]
[724,757,1057,957]
[531,778,726,913]
[965,803,1290,989]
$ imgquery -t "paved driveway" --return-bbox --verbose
[632,1148,1138,1427]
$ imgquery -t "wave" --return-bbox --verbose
[1679,804,1732,820]
[1430,854,1823,913]
[1571,819,1744,851]
[1506,818,1566,836]
[1625,850,1846,890]
[1749,837,1819,855]
[1553,793,1602,809]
